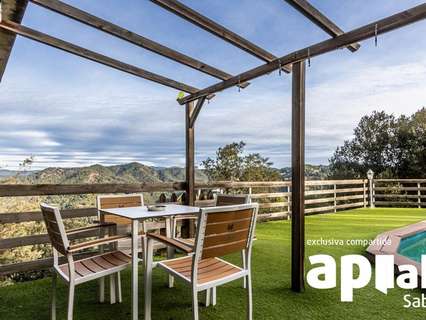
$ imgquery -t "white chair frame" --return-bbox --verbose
[40,203,132,320]
[145,203,259,320]
[169,193,252,306]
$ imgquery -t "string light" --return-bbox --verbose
[307,48,311,67]
[374,24,378,47]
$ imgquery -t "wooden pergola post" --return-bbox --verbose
[185,101,195,207]
[291,60,305,292]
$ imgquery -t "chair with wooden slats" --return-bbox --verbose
[169,194,251,306]
[172,194,251,246]
[40,203,132,320]
[96,194,147,303]
[145,203,259,320]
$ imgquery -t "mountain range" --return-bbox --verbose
[0,162,208,184]
[0,162,329,184]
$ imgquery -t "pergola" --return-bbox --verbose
[1,0,426,293]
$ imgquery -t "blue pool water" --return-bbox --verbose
[398,231,426,262]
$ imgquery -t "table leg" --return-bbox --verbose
[165,217,175,288]
[131,220,139,320]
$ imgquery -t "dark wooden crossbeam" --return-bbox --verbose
[178,3,426,104]
[0,20,199,93]
[0,0,29,81]
[150,0,291,73]
[30,0,248,88]
[285,0,360,52]
[189,96,207,128]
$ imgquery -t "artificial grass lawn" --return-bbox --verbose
[1,208,425,319]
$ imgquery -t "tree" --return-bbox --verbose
[202,141,281,181]
[329,108,426,179]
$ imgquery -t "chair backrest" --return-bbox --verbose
[40,203,70,256]
[194,203,258,261]
[215,194,250,206]
[97,194,144,225]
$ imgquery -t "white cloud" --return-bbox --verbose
[1,1,425,170]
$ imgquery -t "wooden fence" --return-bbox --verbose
[195,179,367,220]
[0,179,369,276]
[373,179,426,208]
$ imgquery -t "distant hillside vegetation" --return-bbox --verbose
[0,162,209,184]
[280,164,330,180]
[0,162,330,184]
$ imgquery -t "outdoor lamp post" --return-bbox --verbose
[367,169,375,208]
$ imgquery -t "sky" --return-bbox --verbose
[0,0,425,170]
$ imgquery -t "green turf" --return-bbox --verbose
[1,208,425,319]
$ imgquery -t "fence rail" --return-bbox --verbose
[372,179,425,208]
[3,178,417,276]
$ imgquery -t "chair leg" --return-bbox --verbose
[246,274,252,320]
[205,289,210,307]
[211,287,217,306]
[142,236,148,264]
[116,272,122,303]
[51,272,57,320]
[67,282,75,320]
[192,288,199,320]
[110,274,116,304]
[99,277,105,303]
[241,250,247,289]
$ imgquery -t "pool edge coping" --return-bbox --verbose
[366,220,426,275]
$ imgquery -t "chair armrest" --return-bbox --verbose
[66,222,116,236]
[146,233,192,254]
[68,234,130,253]
[172,214,198,222]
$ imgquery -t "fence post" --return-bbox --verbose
[333,184,337,213]
[418,182,421,208]
[367,169,375,208]
[248,187,252,202]
[363,180,367,208]
[288,185,292,219]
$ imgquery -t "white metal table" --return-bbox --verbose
[100,204,200,320]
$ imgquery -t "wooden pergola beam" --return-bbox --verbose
[150,0,291,73]
[0,20,199,94]
[0,0,29,81]
[284,0,360,52]
[178,3,426,104]
[291,60,305,292]
[30,0,248,88]
[189,96,207,128]
[185,101,195,207]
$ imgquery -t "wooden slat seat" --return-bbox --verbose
[40,202,134,319]
[159,256,243,285]
[166,194,251,306]
[57,251,131,284]
[145,203,259,320]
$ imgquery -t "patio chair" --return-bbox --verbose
[96,194,147,304]
[171,194,251,245]
[169,194,251,305]
[144,203,259,320]
[40,203,132,320]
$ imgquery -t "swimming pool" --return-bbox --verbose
[398,231,426,263]
[367,221,426,277]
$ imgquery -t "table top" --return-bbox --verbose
[100,204,200,220]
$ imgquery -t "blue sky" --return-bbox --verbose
[0,0,425,170]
